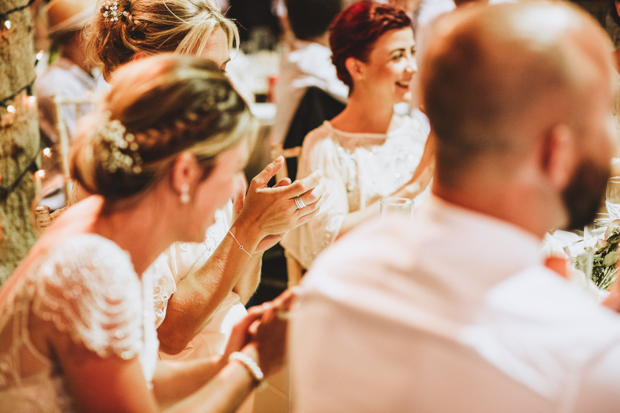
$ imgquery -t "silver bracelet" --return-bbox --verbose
[229,352,264,383]
[228,230,253,258]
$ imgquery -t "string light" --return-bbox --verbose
[0,79,35,110]
[43,148,51,157]
[0,0,47,196]
[1,0,36,33]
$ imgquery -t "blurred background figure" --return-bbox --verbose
[269,0,348,160]
[35,0,107,210]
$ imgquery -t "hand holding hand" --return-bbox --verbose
[221,306,266,364]
[243,289,297,378]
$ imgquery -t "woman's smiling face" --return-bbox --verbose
[357,27,417,105]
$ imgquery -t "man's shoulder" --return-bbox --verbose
[310,216,422,281]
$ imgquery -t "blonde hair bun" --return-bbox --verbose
[70,54,255,200]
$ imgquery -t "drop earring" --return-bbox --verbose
[180,183,190,204]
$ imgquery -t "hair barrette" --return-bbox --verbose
[97,112,143,174]
[101,0,122,23]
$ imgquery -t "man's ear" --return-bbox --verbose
[345,57,364,83]
[170,152,201,198]
[132,51,150,61]
[541,123,576,191]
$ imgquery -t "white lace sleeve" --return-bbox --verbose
[31,235,144,360]
[147,252,177,328]
[282,127,349,268]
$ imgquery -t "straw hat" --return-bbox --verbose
[46,0,98,39]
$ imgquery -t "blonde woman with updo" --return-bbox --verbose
[0,54,291,412]
[79,0,326,368]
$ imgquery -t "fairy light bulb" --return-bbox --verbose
[36,170,45,178]
[28,96,36,104]
[4,20,10,30]
[7,105,15,113]
[36,50,43,61]
[43,148,51,157]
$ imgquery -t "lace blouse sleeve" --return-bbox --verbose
[282,126,349,268]
[31,235,144,360]
[146,250,177,329]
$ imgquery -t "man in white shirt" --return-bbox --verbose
[290,3,620,412]
[269,0,348,148]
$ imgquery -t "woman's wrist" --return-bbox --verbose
[228,220,264,256]
[224,345,264,389]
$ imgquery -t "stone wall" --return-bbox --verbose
[0,0,39,285]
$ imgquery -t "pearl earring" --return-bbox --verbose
[180,183,190,204]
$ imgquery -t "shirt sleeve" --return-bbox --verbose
[31,236,144,360]
[571,341,620,412]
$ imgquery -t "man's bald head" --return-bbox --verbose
[420,2,615,189]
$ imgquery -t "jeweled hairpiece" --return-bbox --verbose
[101,0,122,23]
[97,112,143,174]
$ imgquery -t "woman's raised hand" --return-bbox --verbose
[233,157,328,253]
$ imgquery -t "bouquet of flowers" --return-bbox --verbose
[573,220,620,290]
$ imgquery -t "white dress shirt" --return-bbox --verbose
[36,58,108,143]
[290,196,620,412]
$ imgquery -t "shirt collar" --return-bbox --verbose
[420,195,545,269]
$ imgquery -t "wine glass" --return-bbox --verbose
[606,177,620,219]
[380,198,414,219]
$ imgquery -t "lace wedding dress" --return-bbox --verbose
[0,235,159,413]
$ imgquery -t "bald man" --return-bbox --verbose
[289,3,620,412]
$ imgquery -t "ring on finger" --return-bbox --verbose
[294,196,307,210]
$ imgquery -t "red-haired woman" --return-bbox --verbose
[282,1,434,269]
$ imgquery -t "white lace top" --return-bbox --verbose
[281,115,429,268]
[0,235,159,413]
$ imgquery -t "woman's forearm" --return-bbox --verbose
[157,223,262,355]
[163,358,256,413]
[153,356,226,408]
[232,256,262,305]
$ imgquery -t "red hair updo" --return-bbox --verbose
[329,1,412,89]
